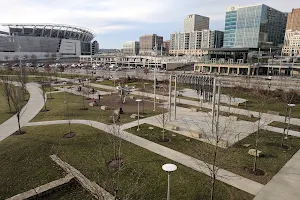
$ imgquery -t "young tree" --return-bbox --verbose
[9,83,25,134]
[250,81,271,173]
[4,56,10,62]
[0,75,13,113]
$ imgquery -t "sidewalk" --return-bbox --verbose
[0,83,44,142]
[90,82,300,127]
[26,119,264,195]
[253,149,300,200]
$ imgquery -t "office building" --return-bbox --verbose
[139,34,163,55]
[122,41,139,55]
[283,8,300,56]
[286,8,300,31]
[282,30,300,56]
[91,41,99,55]
[169,30,224,56]
[184,14,209,32]
[163,41,170,55]
[0,24,95,60]
[224,4,287,48]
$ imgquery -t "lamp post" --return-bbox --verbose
[286,104,296,139]
[162,163,177,200]
[136,99,142,131]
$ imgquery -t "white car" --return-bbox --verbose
[266,76,272,80]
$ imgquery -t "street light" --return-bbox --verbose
[162,164,177,200]
[136,99,142,131]
[286,104,296,139]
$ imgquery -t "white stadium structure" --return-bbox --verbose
[0,24,98,61]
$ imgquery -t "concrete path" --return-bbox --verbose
[51,154,115,200]
[253,149,300,200]
[25,119,264,196]
[0,83,44,142]
[90,82,300,127]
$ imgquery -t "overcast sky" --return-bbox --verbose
[0,0,299,48]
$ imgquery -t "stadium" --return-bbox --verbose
[0,24,98,61]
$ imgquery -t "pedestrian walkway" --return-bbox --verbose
[90,82,300,127]
[253,149,300,200]
[0,83,45,142]
[26,119,264,195]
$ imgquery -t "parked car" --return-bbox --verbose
[266,76,272,80]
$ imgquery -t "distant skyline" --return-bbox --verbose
[0,0,299,48]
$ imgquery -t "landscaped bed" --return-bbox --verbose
[269,121,300,132]
[0,124,253,200]
[126,123,300,184]
[31,92,162,124]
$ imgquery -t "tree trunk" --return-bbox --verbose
[281,106,288,146]
[17,112,22,134]
[253,117,260,171]
[6,96,12,113]
[210,143,218,200]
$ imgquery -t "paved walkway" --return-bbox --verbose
[90,82,300,126]
[253,149,300,200]
[0,83,44,142]
[26,119,264,195]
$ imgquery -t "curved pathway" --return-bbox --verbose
[0,83,44,142]
[25,119,264,196]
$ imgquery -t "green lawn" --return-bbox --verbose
[126,123,300,184]
[42,181,94,200]
[0,124,253,200]
[31,92,161,124]
[221,87,300,118]
[269,121,300,132]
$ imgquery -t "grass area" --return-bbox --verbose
[176,103,211,112]
[0,124,253,199]
[31,92,161,124]
[126,123,300,184]
[0,85,29,124]
[222,87,300,118]
[219,111,259,122]
[42,181,94,200]
[269,121,300,132]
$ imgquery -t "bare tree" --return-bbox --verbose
[30,54,38,67]
[251,82,271,173]
[13,55,19,65]
[4,56,10,62]
[278,80,300,146]
[0,75,13,113]
[23,54,28,61]
[9,83,25,134]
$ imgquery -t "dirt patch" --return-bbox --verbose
[63,132,76,138]
[243,166,265,176]
[85,94,160,114]
[79,108,89,110]
[281,144,291,150]
[108,158,124,170]
[12,130,26,135]
[157,137,170,142]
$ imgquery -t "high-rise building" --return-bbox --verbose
[282,8,300,56]
[163,41,170,55]
[122,41,139,55]
[184,14,210,32]
[169,30,224,56]
[139,34,163,55]
[224,4,287,48]
[286,8,300,31]
[91,41,99,55]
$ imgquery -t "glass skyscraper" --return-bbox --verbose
[224,4,287,48]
